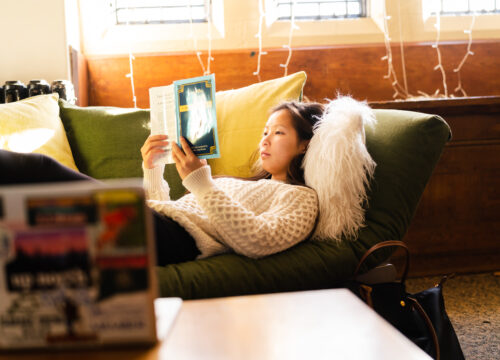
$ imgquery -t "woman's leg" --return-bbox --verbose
[0,150,199,265]
[0,150,95,184]
[152,211,201,266]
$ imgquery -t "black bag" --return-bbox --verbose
[346,241,465,360]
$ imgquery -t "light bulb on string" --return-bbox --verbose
[280,0,299,77]
[124,6,137,108]
[397,0,409,96]
[188,1,207,75]
[431,9,448,98]
[253,0,267,81]
[188,1,213,75]
[380,3,408,99]
[204,3,214,75]
[453,15,475,97]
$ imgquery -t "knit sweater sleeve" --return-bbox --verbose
[142,163,171,201]
[183,166,318,258]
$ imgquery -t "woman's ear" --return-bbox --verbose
[300,140,310,154]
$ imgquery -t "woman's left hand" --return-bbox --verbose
[171,137,207,180]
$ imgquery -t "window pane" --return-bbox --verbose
[117,0,199,7]
[189,7,206,20]
[470,0,495,12]
[441,0,468,13]
[278,4,292,18]
[296,3,319,17]
[165,7,185,21]
[115,0,207,24]
[320,3,336,17]
[277,1,365,20]
[440,0,500,15]
[335,2,349,16]
[347,2,360,15]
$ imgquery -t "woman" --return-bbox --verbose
[0,101,323,266]
[142,101,323,265]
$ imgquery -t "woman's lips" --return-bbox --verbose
[261,152,270,159]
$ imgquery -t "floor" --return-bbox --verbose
[406,272,500,360]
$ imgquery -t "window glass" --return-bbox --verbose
[276,0,366,20]
[438,0,500,15]
[114,0,208,24]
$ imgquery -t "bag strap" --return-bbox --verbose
[354,240,410,283]
[407,296,441,360]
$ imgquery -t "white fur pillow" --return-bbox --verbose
[303,96,376,241]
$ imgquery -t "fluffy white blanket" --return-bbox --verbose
[303,96,377,242]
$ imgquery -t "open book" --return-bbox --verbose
[149,74,220,166]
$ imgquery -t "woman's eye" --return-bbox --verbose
[276,131,284,135]
[262,132,268,137]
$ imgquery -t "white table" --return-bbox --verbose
[157,288,431,360]
[0,289,431,360]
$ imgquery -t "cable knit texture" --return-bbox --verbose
[143,164,318,259]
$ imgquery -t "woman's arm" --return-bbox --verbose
[141,135,171,201]
[183,166,319,258]
[142,163,171,201]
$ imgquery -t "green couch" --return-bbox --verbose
[57,99,451,299]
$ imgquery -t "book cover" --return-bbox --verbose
[149,74,220,166]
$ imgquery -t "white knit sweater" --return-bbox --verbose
[143,164,318,259]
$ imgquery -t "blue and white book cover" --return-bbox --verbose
[149,74,219,165]
[174,74,220,159]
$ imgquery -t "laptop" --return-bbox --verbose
[0,179,179,350]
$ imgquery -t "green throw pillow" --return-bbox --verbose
[58,100,186,200]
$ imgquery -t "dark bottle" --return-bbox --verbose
[51,80,76,104]
[0,86,4,104]
[28,79,51,97]
[4,81,28,103]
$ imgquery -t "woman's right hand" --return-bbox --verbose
[141,134,169,169]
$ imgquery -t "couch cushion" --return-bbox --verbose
[156,109,451,299]
[0,94,78,171]
[208,71,306,177]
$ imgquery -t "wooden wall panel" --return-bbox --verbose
[372,97,500,276]
[86,40,500,107]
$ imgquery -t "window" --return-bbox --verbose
[114,0,209,25]
[275,0,367,21]
[440,0,500,15]
[424,0,500,16]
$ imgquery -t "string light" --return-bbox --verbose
[204,4,214,75]
[253,0,268,81]
[124,7,137,108]
[188,1,207,74]
[397,0,409,96]
[454,15,475,97]
[187,1,213,75]
[381,5,408,99]
[431,10,448,98]
[280,0,299,77]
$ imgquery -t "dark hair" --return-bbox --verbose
[248,101,324,186]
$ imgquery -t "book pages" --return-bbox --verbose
[149,85,176,165]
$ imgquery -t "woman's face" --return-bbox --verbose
[259,109,308,181]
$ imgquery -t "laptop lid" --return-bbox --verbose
[0,179,159,350]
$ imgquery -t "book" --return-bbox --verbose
[0,180,182,350]
[149,74,220,166]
